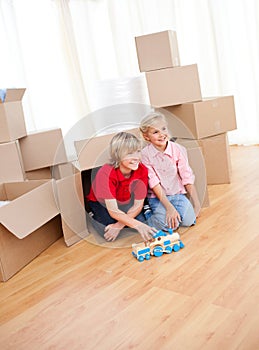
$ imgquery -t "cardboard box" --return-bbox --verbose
[26,167,52,180]
[74,128,140,170]
[57,130,140,246]
[0,141,25,182]
[52,161,80,180]
[163,96,237,139]
[135,30,180,72]
[19,128,68,171]
[145,64,202,108]
[0,88,27,143]
[55,172,88,246]
[0,180,62,281]
[173,140,209,208]
[177,133,231,185]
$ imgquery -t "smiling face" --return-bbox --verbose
[143,120,169,151]
[119,150,142,176]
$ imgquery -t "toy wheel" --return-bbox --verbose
[165,246,172,254]
[180,241,185,248]
[138,256,144,262]
[153,246,163,257]
[145,253,151,260]
[173,244,180,252]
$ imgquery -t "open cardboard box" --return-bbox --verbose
[0,180,62,281]
[0,88,27,143]
[56,128,209,247]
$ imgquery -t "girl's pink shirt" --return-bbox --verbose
[141,141,195,198]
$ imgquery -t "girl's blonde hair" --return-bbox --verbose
[109,131,141,168]
[139,111,167,135]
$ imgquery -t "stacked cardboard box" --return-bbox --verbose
[0,89,66,281]
[135,30,237,186]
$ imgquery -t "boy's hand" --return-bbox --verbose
[135,223,157,242]
[104,223,122,241]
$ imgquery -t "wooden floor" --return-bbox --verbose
[0,145,259,350]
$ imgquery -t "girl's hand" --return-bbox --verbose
[135,223,157,242]
[166,206,181,229]
[104,223,122,241]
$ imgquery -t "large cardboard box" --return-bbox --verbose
[0,180,62,281]
[0,88,27,143]
[145,64,202,108]
[19,128,68,171]
[0,141,25,182]
[163,96,237,139]
[57,129,209,246]
[177,133,231,185]
[135,30,180,72]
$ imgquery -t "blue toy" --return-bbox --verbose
[132,229,184,262]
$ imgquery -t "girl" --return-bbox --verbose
[87,131,157,242]
[139,112,201,231]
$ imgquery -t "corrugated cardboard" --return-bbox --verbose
[163,96,237,139]
[145,64,202,108]
[74,128,140,170]
[26,167,52,180]
[0,141,25,182]
[135,30,180,72]
[19,128,68,171]
[175,141,210,208]
[52,161,80,180]
[0,180,62,281]
[177,133,231,185]
[55,172,88,246]
[0,88,27,143]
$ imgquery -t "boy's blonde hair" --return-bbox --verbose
[139,111,167,135]
[109,132,141,168]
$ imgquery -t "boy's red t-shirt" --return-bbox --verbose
[87,163,148,205]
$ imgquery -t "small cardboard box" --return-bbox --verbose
[163,96,237,139]
[177,133,231,185]
[0,141,25,182]
[145,64,202,108]
[0,88,27,143]
[19,128,68,171]
[135,30,180,72]
[0,180,62,281]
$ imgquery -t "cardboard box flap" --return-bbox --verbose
[56,173,88,243]
[74,128,139,170]
[0,184,7,200]
[4,88,26,102]
[3,180,49,200]
[0,180,59,239]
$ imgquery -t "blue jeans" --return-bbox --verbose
[87,200,147,237]
[148,194,196,231]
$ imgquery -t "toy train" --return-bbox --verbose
[132,229,184,262]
